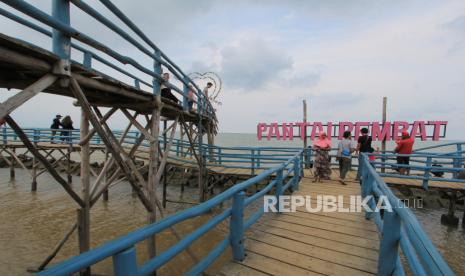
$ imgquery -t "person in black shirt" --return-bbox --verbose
[356,127,372,181]
[50,114,62,143]
[60,115,74,143]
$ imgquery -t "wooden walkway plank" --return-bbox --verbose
[283,212,378,231]
[245,240,375,276]
[249,232,378,273]
[222,174,380,276]
[237,251,321,276]
[253,226,378,261]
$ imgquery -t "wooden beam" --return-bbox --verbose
[78,107,117,146]
[78,108,91,268]
[1,147,32,177]
[4,115,85,207]
[0,74,57,118]
[154,117,178,185]
[180,120,202,166]
[121,108,156,143]
[89,118,135,202]
[36,223,77,271]
[69,77,152,211]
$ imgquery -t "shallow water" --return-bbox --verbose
[412,207,465,275]
[0,168,230,275]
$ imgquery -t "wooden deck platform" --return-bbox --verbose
[220,170,379,275]
[382,175,465,191]
[4,140,464,189]
[0,33,209,123]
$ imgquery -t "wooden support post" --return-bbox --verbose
[103,148,109,201]
[180,123,184,156]
[78,108,91,276]
[207,124,214,162]
[147,105,161,263]
[198,124,206,202]
[381,97,387,173]
[67,144,72,184]
[10,147,15,180]
[162,120,167,208]
[303,100,309,168]
[441,191,459,226]
[31,155,37,191]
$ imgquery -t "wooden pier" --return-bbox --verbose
[220,170,379,276]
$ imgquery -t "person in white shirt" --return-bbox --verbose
[203,82,213,99]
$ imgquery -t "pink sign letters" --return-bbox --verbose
[257,121,447,141]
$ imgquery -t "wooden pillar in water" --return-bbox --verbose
[147,48,162,268]
[303,100,308,168]
[78,108,91,276]
[381,97,387,173]
[180,123,184,156]
[67,144,72,184]
[207,123,214,162]
[162,120,167,208]
[147,104,161,265]
[198,124,205,202]
[10,147,15,180]
[103,148,109,201]
[31,155,37,191]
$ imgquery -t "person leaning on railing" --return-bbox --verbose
[356,127,372,181]
[60,115,74,143]
[160,72,180,104]
[50,114,62,143]
[394,131,415,175]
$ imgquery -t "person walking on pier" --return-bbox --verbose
[161,72,180,104]
[356,127,372,181]
[313,132,332,182]
[60,115,74,143]
[395,130,414,175]
[337,131,355,185]
[50,114,62,143]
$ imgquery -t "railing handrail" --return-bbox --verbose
[360,153,454,275]
[37,149,303,275]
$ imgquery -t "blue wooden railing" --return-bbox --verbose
[359,153,455,275]
[0,0,216,119]
[1,127,303,173]
[35,150,303,275]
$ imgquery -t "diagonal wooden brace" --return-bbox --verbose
[78,107,118,146]
[120,108,156,143]
[69,77,153,212]
[0,74,57,119]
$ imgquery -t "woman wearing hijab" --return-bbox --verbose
[60,115,74,143]
[313,132,332,182]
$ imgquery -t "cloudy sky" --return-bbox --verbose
[1,0,464,138]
